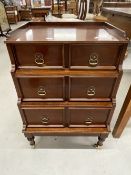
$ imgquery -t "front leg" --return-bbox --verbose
[27,136,35,146]
[25,134,35,146]
[94,133,109,148]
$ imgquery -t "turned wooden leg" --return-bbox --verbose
[27,136,35,146]
[94,134,109,148]
[96,135,106,146]
[25,135,35,146]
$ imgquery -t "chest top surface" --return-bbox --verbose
[6,22,128,44]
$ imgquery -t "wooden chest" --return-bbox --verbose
[6,22,128,147]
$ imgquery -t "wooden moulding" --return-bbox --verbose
[23,127,109,136]
[15,69,119,77]
[20,101,113,108]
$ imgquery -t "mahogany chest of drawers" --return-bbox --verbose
[6,22,128,147]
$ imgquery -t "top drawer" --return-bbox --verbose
[14,44,64,68]
[70,44,121,69]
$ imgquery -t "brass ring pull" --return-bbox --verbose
[85,118,92,125]
[41,116,49,124]
[35,52,45,66]
[87,86,95,96]
[37,86,46,96]
[89,53,99,66]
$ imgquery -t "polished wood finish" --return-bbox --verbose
[102,8,131,39]
[24,126,109,135]
[18,77,65,101]
[23,107,65,127]
[112,85,131,138]
[6,22,128,147]
[69,76,117,101]
[19,101,113,128]
[14,44,64,68]
[31,7,51,21]
[15,69,119,77]
[20,101,113,108]
[5,6,19,24]
[70,44,122,69]
[68,107,111,127]
[19,9,32,21]
[6,22,128,43]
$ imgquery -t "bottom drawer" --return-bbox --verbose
[68,107,111,127]
[19,102,113,128]
[23,107,65,127]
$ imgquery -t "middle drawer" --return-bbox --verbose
[15,71,118,101]
[17,77,65,101]
[69,76,116,101]
[20,101,113,128]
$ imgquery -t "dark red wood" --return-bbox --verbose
[5,22,128,147]
[69,44,122,69]
[17,77,65,101]
[5,22,128,43]
[69,76,117,101]
[14,44,64,68]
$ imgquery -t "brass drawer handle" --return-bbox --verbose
[87,86,95,96]
[89,53,99,66]
[85,118,92,125]
[41,116,49,124]
[35,52,45,66]
[38,86,46,96]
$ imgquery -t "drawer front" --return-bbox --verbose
[23,108,65,127]
[15,44,63,68]
[70,44,120,69]
[18,77,64,101]
[68,107,110,127]
[69,77,116,101]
